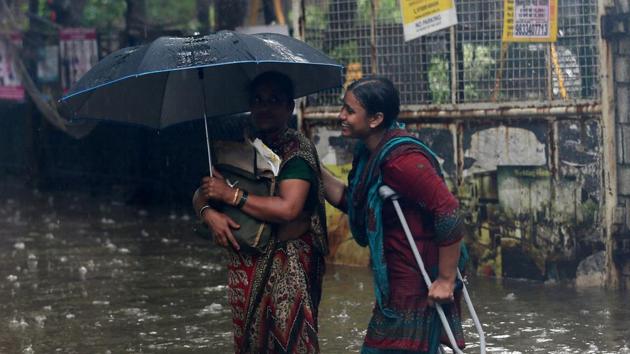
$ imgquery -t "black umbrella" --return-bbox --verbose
[60,30,343,174]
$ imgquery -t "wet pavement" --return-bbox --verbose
[1,180,629,353]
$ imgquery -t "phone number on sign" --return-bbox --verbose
[514,22,549,36]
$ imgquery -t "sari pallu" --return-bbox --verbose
[225,128,328,354]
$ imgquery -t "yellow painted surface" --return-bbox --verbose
[400,0,455,23]
[323,164,370,267]
[502,0,558,42]
[343,62,363,91]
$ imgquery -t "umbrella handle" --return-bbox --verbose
[203,113,213,178]
[198,68,213,178]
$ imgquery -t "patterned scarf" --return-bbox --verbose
[347,128,443,318]
[261,127,328,255]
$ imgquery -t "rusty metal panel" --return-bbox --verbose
[618,84,630,124]
[619,166,630,196]
[557,120,602,198]
[462,121,548,174]
[405,123,457,176]
[620,125,630,164]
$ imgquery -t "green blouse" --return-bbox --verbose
[277,157,318,211]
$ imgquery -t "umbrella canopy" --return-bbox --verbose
[60,31,343,129]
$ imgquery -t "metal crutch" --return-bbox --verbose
[379,185,486,354]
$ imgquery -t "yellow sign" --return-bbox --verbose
[399,0,458,42]
[502,0,558,42]
[343,62,363,91]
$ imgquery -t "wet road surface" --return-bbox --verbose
[1,182,628,353]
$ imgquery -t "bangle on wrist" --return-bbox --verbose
[198,204,212,218]
[236,190,248,209]
[231,188,240,206]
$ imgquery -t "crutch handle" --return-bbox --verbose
[378,185,399,200]
[379,184,486,354]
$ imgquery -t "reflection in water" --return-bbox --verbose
[0,185,628,353]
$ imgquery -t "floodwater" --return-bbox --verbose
[1,183,629,353]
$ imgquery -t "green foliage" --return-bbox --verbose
[463,44,496,101]
[146,0,198,31]
[329,41,360,65]
[357,0,402,24]
[82,0,127,30]
[428,57,450,104]
[304,4,328,31]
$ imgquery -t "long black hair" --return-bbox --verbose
[347,76,400,129]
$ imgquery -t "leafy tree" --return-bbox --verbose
[428,57,450,104]
[357,0,401,24]
[146,0,197,31]
[463,44,495,101]
[329,40,360,66]
[82,0,127,31]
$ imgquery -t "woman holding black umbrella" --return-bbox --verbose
[321,77,467,354]
[193,71,327,354]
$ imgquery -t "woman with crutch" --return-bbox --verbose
[321,76,468,353]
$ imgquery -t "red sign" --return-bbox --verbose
[60,28,98,93]
[0,32,24,101]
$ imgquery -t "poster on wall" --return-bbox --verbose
[502,0,558,42]
[37,45,60,83]
[60,28,98,93]
[399,0,458,42]
[0,32,24,101]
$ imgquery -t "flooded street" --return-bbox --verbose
[1,182,629,354]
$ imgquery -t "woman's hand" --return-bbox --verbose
[200,169,236,205]
[427,277,455,306]
[320,163,347,210]
[202,208,241,250]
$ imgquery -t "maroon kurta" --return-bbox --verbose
[362,150,466,353]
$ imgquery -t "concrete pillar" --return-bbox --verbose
[599,0,621,288]
[611,0,630,289]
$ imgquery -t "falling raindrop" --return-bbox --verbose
[27,254,38,272]
[101,218,115,225]
[105,240,117,252]
[87,260,96,271]
[8,317,20,329]
[79,266,88,280]
[34,315,46,327]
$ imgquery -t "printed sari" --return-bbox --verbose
[226,128,328,354]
